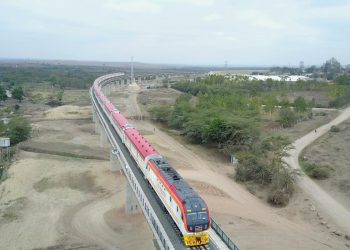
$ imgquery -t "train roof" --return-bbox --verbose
[112,112,128,127]
[125,128,158,159]
[150,158,206,211]
[105,101,115,113]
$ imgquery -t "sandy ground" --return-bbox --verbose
[109,84,350,249]
[0,105,154,250]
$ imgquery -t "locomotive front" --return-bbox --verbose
[183,197,210,246]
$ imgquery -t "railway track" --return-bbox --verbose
[188,244,210,250]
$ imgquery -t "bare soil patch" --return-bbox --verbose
[33,171,104,194]
[0,105,154,250]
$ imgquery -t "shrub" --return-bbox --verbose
[277,108,297,128]
[268,167,295,206]
[7,116,31,145]
[235,152,272,184]
[302,162,333,179]
[148,105,172,123]
[330,125,340,132]
[268,190,290,206]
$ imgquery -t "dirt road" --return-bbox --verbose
[284,106,350,234]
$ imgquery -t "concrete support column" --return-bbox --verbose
[95,120,101,134]
[92,109,96,122]
[100,130,109,147]
[110,149,122,172]
[125,182,141,214]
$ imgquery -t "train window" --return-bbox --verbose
[198,212,208,220]
[176,206,178,212]
[169,196,172,203]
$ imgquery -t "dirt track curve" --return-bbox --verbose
[284,106,350,234]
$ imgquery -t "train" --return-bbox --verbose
[92,74,210,247]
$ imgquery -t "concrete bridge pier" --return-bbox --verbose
[110,149,122,172]
[100,130,109,147]
[125,182,141,214]
[95,121,100,134]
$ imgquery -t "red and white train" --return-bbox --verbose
[93,74,210,246]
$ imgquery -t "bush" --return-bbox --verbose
[268,167,295,206]
[235,152,272,184]
[11,86,24,101]
[7,116,31,145]
[277,108,297,128]
[148,105,172,123]
[330,125,340,132]
[302,162,333,179]
[268,190,290,206]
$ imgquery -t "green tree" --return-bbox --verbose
[277,108,297,128]
[263,93,278,115]
[7,116,31,144]
[148,105,172,123]
[335,74,350,85]
[323,57,342,80]
[57,90,64,101]
[0,85,7,101]
[293,96,308,113]
[11,86,24,101]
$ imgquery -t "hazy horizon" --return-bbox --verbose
[0,57,343,68]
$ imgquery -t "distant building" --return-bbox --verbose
[247,74,310,82]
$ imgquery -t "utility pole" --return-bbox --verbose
[131,56,135,84]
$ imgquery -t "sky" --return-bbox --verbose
[0,0,349,66]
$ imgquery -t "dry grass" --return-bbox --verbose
[62,89,90,106]
[267,110,339,141]
[302,118,350,208]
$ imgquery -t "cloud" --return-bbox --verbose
[237,9,284,30]
[105,0,161,13]
[165,0,215,6]
[310,3,350,21]
[203,13,221,22]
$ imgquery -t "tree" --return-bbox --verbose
[0,85,7,101]
[293,96,308,113]
[11,86,24,101]
[277,108,297,128]
[322,57,342,80]
[335,74,350,85]
[57,90,64,101]
[7,116,31,144]
[263,93,278,115]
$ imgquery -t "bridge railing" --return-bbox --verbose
[211,218,239,250]
[90,87,177,250]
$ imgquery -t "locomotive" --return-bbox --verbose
[93,74,210,246]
